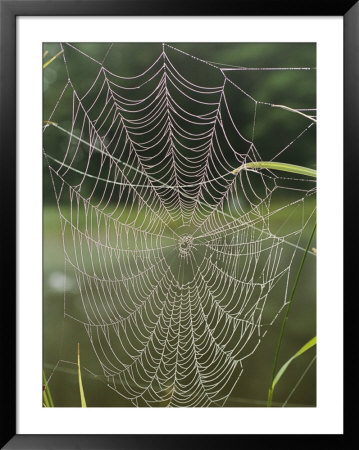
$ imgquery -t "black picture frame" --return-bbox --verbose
[1,1,356,448]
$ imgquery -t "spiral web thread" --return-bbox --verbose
[43,43,316,407]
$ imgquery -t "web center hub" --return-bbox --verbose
[178,234,194,257]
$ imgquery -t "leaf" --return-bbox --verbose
[42,370,54,407]
[43,49,64,69]
[267,223,316,407]
[77,343,87,407]
[271,336,317,392]
[43,389,50,408]
[270,104,317,122]
[232,161,316,178]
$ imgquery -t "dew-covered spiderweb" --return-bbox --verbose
[43,43,316,407]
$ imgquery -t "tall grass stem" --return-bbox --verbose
[267,222,316,407]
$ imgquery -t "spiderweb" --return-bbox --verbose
[43,43,316,407]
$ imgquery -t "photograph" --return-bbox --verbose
[42,42,317,408]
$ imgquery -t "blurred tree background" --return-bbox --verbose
[43,43,316,408]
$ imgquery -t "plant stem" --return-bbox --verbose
[232,161,316,178]
[43,49,64,69]
[267,222,316,407]
[43,370,54,407]
[270,104,317,123]
[77,343,87,407]
[282,355,317,407]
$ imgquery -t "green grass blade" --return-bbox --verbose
[232,161,316,178]
[267,222,316,407]
[42,370,54,407]
[270,104,317,123]
[77,343,87,408]
[43,49,64,69]
[282,355,316,407]
[43,388,50,408]
[271,336,316,392]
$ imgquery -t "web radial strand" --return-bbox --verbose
[43,43,316,407]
